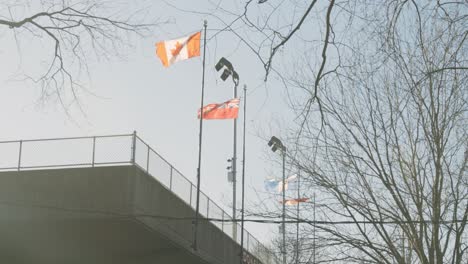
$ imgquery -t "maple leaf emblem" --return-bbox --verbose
[170,41,183,57]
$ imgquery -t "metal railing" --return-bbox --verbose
[0,132,277,264]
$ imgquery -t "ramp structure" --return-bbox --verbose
[0,133,278,264]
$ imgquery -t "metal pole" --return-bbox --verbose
[170,167,173,190]
[17,140,23,171]
[313,192,316,264]
[282,149,286,264]
[146,145,150,172]
[92,137,96,167]
[240,85,247,263]
[296,171,300,264]
[193,20,208,251]
[232,80,239,241]
[190,184,193,206]
[131,131,136,164]
[247,233,250,253]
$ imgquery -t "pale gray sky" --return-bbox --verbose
[0,0,313,245]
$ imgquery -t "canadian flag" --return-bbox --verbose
[156,32,201,67]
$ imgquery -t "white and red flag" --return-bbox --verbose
[198,98,240,119]
[264,174,298,193]
[156,32,201,67]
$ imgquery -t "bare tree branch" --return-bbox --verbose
[0,1,161,113]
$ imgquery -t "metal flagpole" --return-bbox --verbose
[240,85,247,263]
[282,150,286,264]
[313,192,316,264]
[232,79,239,241]
[192,20,208,251]
[296,171,300,264]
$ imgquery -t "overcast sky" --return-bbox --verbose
[0,0,314,245]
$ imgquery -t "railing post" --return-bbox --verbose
[206,198,210,217]
[190,184,193,206]
[17,140,23,171]
[146,145,150,172]
[92,136,96,167]
[131,131,136,164]
[170,166,173,190]
[222,212,224,232]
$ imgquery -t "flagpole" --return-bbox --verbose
[240,85,247,263]
[232,78,239,242]
[296,171,300,264]
[313,192,316,264]
[282,148,286,264]
[193,20,207,251]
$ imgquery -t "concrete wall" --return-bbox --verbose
[0,166,134,216]
[0,165,244,264]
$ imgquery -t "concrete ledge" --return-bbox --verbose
[0,165,247,264]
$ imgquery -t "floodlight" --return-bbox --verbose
[215,59,224,71]
[268,136,285,153]
[268,140,274,147]
[215,57,238,85]
[221,69,231,81]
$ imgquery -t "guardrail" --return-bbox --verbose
[0,132,277,264]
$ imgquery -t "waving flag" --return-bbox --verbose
[198,98,240,119]
[264,174,298,193]
[265,179,282,193]
[281,198,309,205]
[156,32,201,67]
